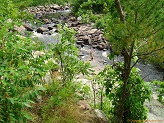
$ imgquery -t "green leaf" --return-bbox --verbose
[23,102,32,108]
[21,112,32,120]
[37,86,46,91]
[9,98,14,104]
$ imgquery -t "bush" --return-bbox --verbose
[72,0,113,16]
[12,0,74,9]
[0,1,54,122]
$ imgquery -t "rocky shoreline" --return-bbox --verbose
[23,4,109,51]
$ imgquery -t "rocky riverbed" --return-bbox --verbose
[17,4,164,122]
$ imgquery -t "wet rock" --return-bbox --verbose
[42,18,51,24]
[100,42,107,48]
[35,12,43,18]
[98,34,103,40]
[51,18,59,23]
[79,35,89,41]
[37,27,49,33]
[96,42,107,50]
[48,26,53,30]
[72,27,79,31]
[23,24,34,31]
[76,40,84,45]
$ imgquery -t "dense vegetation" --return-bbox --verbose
[0,0,164,123]
[0,0,89,122]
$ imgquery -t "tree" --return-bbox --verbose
[105,0,164,122]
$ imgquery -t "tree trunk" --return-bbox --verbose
[114,1,132,122]
[117,49,131,122]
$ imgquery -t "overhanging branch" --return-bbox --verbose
[133,46,164,57]
[139,0,160,24]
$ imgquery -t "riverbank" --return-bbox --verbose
[21,4,164,122]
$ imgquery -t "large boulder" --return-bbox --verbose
[89,109,109,123]
[77,100,109,123]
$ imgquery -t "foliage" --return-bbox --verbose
[71,0,116,30]
[105,0,164,56]
[50,25,90,83]
[11,0,73,9]
[88,72,112,116]
[101,64,151,122]
[0,0,54,122]
[104,0,163,122]
[72,0,113,16]
[41,81,80,122]
[152,80,164,102]
[0,0,90,122]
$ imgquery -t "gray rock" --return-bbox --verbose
[71,21,79,27]
[77,16,82,21]
[42,18,51,24]
[91,109,109,123]
[78,100,91,110]
[14,25,26,34]
[37,27,49,33]
[79,35,90,41]
[76,40,84,45]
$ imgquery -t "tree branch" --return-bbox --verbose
[130,59,140,70]
[145,27,163,37]
[136,0,147,12]
[139,0,160,24]
[115,0,125,23]
[134,10,138,24]
[134,47,164,57]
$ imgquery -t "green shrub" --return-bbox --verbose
[72,0,113,16]
[152,80,164,103]
[101,64,151,122]
[0,1,54,122]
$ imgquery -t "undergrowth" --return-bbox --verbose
[27,80,84,123]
